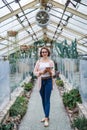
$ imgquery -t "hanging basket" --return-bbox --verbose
[28,45,34,49]
[7,31,18,37]
[20,45,29,51]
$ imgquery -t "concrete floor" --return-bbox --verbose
[19,83,73,130]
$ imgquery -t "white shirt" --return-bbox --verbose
[39,62,50,77]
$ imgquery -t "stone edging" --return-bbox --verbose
[59,74,87,118]
[0,76,31,123]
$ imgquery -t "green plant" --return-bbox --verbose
[9,96,28,118]
[0,122,14,130]
[72,116,87,130]
[24,82,33,91]
[29,72,36,82]
[56,79,64,87]
[63,89,82,110]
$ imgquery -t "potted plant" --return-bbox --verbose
[62,89,82,110]
[72,116,87,130]
[56,79,64,87]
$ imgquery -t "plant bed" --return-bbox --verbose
[0,79,34,130]
[0,94,29,130]
[56,79,84,130]
[72,116,87,130]
[62,89,82,110]
[65,106,79,123]
[56,79,65,96]
[62,88,82,126]
[23,82,33,91]
[56,79,64,87]
[9,96,28,118]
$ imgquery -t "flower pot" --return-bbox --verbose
[7,31,18,37]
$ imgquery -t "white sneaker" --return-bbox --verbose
[41,118,45,122]
[44,120,49,127]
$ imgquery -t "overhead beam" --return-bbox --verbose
[0,35,43,56]
[78,34,87,41]
[19,21,86,43]
[47,34,87,54]
[47,34,87,53]
[18,30,42,43]
[47,28,72,41]
[0,35,15,45]
[0,22,38,42]
[0,25,42,49]
[47,34,62,43]
[0,0,36,23]
[6,19,85,41]
[1,24,86,49]
[1,0,87,23]
[50,20,85,37]
[0,29,43,51]
[77,48,87,54]
[0,28,87,53]
[47,28,87,48]
[51,0,87,20]
[0,19,84,43]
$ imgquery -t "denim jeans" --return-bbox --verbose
[40,78,52,118]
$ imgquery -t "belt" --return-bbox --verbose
[41,76,52,80]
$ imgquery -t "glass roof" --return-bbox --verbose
[0,0,87,56]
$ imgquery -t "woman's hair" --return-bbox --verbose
[40,47,50,57]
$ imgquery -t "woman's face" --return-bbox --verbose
[41,49,48,57]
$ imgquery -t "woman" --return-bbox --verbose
[34,47,55,127]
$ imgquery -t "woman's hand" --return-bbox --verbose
[38,71,44,77]
[45,67,52,76]
[38,67,52,77]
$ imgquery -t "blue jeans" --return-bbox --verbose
[40,78,52,118]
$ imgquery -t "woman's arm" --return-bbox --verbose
[33,60,40,77]
[44,61,55,77]
[33,60,44,77]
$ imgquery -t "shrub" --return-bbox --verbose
[72,116,87,130]
[56,79,64,87]
[0,122,14,130]
[63,89,82,110]
[9,96,28,118]
[24,82,33,91]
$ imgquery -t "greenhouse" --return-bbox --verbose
[0,0,87,130]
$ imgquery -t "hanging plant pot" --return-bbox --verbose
[20,45,29,51]
[7,31,18,37]
[28,45,34,49]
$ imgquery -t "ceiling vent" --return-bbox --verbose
[36,10,50,27]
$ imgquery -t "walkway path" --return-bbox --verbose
[19,83,73,130]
